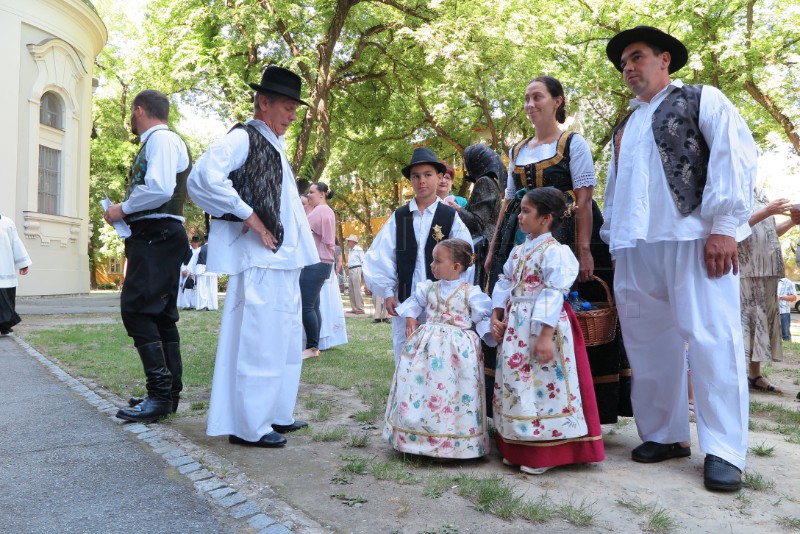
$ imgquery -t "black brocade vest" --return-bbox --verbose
[395,202,456,303]
[124,129,191,223]
[214,123,284,248]
[612,84,709,216]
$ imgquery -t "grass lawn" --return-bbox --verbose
[22,309,395,416]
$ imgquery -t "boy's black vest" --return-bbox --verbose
[612,84,709,216]
[212,123,285,248]
[124,129,191,223]
[395,202,456,303]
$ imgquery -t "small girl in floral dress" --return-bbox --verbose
[384,238,496,459]
[491,187,604,474]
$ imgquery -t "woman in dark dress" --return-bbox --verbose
[485,76,632,426]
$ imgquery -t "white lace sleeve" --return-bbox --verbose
[568,134,596,190]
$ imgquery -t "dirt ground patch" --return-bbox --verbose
[15,309,800,533]
[169,379,800,534]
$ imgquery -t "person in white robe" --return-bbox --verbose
[194,241,219,311]
[363,147,473,365]
[602,26,756,491]
[177,238,200,310]
[0,214,32,335]
[187,66,318,448]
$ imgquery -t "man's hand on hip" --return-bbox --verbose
[242,212,277,251]
[704,234,738,278]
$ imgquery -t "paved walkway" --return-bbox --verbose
[2,292,301,534]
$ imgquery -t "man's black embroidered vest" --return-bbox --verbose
[612,84,709,216]
[395,202,456,303]
[124,129,191,223]
[214,123,284,248]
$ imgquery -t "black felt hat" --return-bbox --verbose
[606,26,688,74]
[248,65,309,106]
[401,148,447,178]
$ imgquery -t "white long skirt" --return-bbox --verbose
[206,267,303,441]
[194,265,219,311]
[319,269,347,350]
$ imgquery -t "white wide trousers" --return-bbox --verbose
[206,267,303,441]
[614,240,749,469]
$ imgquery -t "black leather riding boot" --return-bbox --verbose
[127,342,183,413]
[163,341,182,412]
[116,342,173,423]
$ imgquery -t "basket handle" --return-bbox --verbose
[589,275,614,305]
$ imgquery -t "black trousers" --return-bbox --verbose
[120,218,188,347]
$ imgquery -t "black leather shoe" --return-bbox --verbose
[372,319,382,324]
[632,441,691,463]
[116,397,172,423]
[272,421,308,434]
[228,431,286,448]
[129,395,179,413]
[704,455,742,491]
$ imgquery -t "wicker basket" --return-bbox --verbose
[574,275,618,347]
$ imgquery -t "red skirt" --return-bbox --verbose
[495,304,605,468]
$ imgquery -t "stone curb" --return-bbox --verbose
[13,336,304,533]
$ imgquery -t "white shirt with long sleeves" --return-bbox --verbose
[122,124,191,222]
[395,279,496,346]
[600,80,756,252]
[492,232,578,332]
[0,216,32,288]
[347,245,365,267]
[363,197,474,300]
[187,119,319,274]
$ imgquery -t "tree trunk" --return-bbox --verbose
[743,80,800,154]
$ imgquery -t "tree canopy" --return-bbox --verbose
[89,0,800,261]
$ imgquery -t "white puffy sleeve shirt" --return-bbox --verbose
[187,119,318,274]
[395,279,496,346]
[362,198,474,299]
[492,233,578,331]
[600,80,756,251]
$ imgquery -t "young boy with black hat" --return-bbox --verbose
[363,147,473,364]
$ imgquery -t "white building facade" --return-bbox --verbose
[0,0,106,295]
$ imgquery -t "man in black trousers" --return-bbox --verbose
[104,89,191,423]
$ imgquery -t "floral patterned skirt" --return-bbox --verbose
[384,322,489,458]
[495,305,605,468]
[494,299,587,441]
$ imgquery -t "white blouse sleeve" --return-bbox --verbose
[567,134,596,190]
[491,244,519,309]
[532,243,578,329]
[395,280,431,319]
[468,285,497,346]
[362,215,398,298]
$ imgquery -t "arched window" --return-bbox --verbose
[38,91,65,214]
[39,92,64,130]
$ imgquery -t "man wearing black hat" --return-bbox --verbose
[601,26,756,491]
[105,89,192,423]
[188,66,319,448]
[363,147,473,364]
